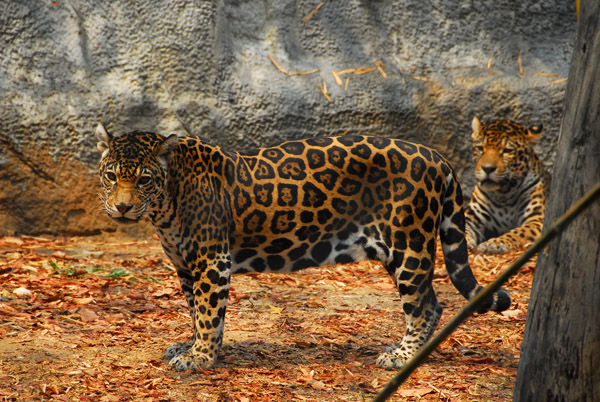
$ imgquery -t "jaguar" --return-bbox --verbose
[465,117,551,254]
[95,123,511,370]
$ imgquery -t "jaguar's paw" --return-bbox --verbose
[476,239,511,254]
[165,341,192,360]
[376,347,412,370]
[168,352,214,372]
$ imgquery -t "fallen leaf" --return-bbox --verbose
[152,288,174,298]
[0,303,27,317]
[73,297,94,305]
[501,309,523,318]
[52,251,67,259]
[397,387,435,397]
[127,290,145,300]
[13,287,32,298]
[5,252,21,261]
[308,379,327,390]
[268,305,285,314]
[2,236,24,246]
[77,307,99,322]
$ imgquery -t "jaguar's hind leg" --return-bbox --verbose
[376,252,442,369]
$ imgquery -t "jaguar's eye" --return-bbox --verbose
[137,175,152,186]
[105,172,117,182]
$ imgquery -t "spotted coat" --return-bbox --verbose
[465,117,551,254]
[96,124,511,371]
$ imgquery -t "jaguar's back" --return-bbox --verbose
[96,125,511,371]
[227,136,466,276]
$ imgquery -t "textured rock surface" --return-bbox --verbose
[0,0,576,236]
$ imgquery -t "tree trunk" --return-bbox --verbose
[513,1,600,401]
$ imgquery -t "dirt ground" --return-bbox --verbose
[0,234,534,402]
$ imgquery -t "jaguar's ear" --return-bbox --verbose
[96,123,112,154]
[471,116,483,141]
[157,134,179,161]
[526,124,543,142]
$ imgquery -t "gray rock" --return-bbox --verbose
[0,0,575,236]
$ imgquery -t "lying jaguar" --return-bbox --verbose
[95,123,511,371]
[465,117,551,254]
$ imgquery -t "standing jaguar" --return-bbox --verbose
[465,117,551,254]
[96,123,511,371]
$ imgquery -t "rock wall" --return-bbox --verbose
[0,0,576,236]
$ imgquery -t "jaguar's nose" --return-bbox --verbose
[482,165,496,175]
[116,203,133,214]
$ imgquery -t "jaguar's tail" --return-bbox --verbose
[438,170,511,313]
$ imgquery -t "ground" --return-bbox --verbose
[0,233,534,402]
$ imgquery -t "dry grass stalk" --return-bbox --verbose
[268,55,289,76]
[318,78,332,102]
[289,69,320,77]
[518,50,524,75]
[344,76,350,91]
[537,72,559,78]
[374,60,387,78]
[354,67,377,75]
[487,57,493,70]
[399,70,406,84]
[269,56,319,77]
[331,70,343,86]
[303,2,323,23]
[337,68,356,75]
[550,77,568,85]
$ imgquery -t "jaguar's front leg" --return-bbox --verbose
[168,254,231,371]
[165,268,196,360]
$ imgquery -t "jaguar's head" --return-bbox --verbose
[96,124,179,224]
[470,117,543,192]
